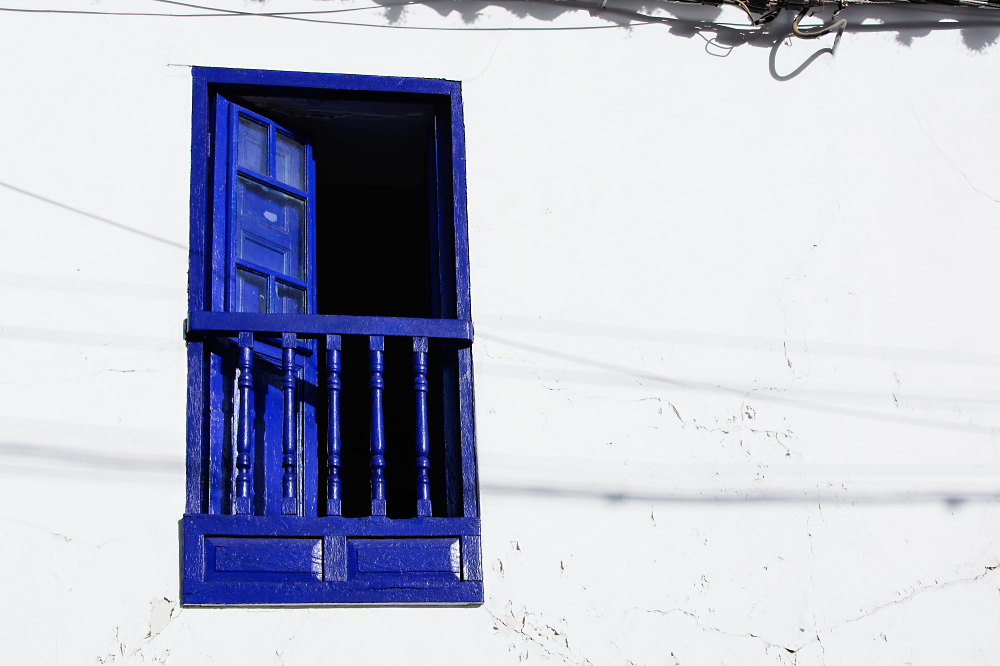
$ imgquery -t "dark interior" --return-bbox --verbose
[231,91,457,519]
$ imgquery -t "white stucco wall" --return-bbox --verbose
[1,1,999,663]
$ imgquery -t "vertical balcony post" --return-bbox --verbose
[235,332,254,515]
[369,335,386,517]
[281,332,298,516]
[413,336,432,517]
[325,334,342,516]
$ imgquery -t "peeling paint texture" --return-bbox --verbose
[1,0,999,663]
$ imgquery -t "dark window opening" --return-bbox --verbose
[223,89,459,519]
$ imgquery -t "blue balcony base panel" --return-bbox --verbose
[183,515,483,606]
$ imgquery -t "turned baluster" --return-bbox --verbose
[369,335,386,517]
[281,332,298,515]
[325,334,342,516]
[413,336,432,517]
[235,332,254,515]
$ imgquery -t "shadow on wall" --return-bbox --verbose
[11,1,1000,79]
[370,0,1000,47]
[335,0,1000,80]
[482,483,998,507]
[0,180,184,251]
[4,318,996,509]
[482,332,998,437]
[0,441,181,475]
[3,438,994,508]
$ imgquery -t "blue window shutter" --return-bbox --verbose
[183,69,482,606]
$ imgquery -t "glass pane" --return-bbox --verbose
[238,117,268,175]
[277,282,306,314]
[236,176,306,281]
[275,134,305,190]
[235,267,268,313]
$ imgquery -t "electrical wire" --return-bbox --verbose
[792,6,848,37]
[0,0,762,32]
[0,2,646,30]
[0,0,998,39]
[150,0,425,17]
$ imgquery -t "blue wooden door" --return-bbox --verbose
[215,97,319,517]
[226,104,315,315]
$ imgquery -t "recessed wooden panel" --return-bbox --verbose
[182,515,484,604]
[349,538,460,577]
[206,537,322,581]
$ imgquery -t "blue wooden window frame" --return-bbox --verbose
[183,67,481,605]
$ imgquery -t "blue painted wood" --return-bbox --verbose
[186,68,482,605]
[413,337,432,517]
[211,96,230,313]
[192,67,460,98]
[204,97,234,517]
[229,169,310,199]
[350,538,459,578]
[185,76,213,516]
[441,347,462,518]
[225,101,315,317]
[235,332,255,515]
[324,536,348,582]
[185,343,205,515]
[458,348,478,519]
[450,86,472,323]
[449,89,480,520]
[206,537,322,581]
[213,97,320,521]
[281,332,298,515]
[225,101,242,311]
[207,339,230,515]
[188,77,209,313]
[253,335,312,357]
[461,535,483,582]
[182,514,483,604]
[301,350,319,519]
[186,311,472,343]
[184,533,205,583]
[369,336,387,517]
[186,513,480,536]
[251,360,286,517]
[184,579,483,606]
[325,334,342,516]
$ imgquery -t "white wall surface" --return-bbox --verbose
[1,0,999,663]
